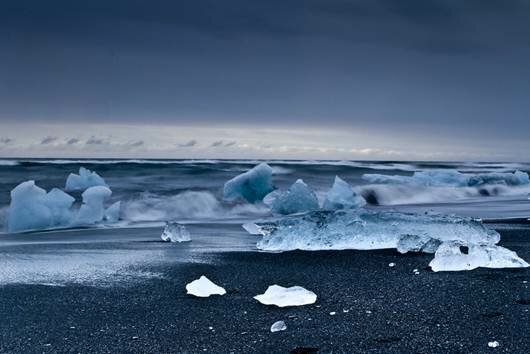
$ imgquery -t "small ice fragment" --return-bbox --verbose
[413,269,420,275]
[186,276,226,297]
[254,285,317,307]
[388,263,396,267]
[343,309,349,313]
[223,163,274,203]
[329,312,336,316]
[429,242,529,272]
[323,176,366,210]
[161,222,191,242]
[65,167,108,191]
[269,179,319,215]
[270,321,287,333]
[242,223,262,235]
[365,310,372,314]
[488,341,500,348]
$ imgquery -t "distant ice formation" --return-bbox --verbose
[7,180,120,233]
[270,321,287,333]
[223,163,274,203]
[363,170,529,187]
[186,276,226,297]
[161,222,191,242]
[65,167,108,191]
[254,285,317,307]
[268,179,319,215]
[7,181,75,233]
[246,210,529,272]
[323,176,366,210]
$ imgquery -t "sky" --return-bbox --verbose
[1,0,530,161]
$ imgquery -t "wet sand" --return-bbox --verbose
[0,226,529,353]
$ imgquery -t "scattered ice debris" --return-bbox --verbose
[104,201,121,222]
[268,179,319,215]
[365,310,372,314]
[246,209,528,272]
[75,186,112,225]
[488,341,500,348]
[413,269,420,275]
[223,163,274,203]
[342,309,349,313]
[329,312,336,316]
[270,321,287,333]
[323,176,366,210]
[429,242,529,272]
[254,285,317,307]
[185,276,226,297]
[388,263,396,267]
[161,222,191,242]
[65,167,108,191]
[7,181,75,232]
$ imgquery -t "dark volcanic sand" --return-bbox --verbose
[0,227,529,353]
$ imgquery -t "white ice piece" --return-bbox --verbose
[269,179,319,215]
[254,285,317,307]
[270,321,287,333]
[7,181,75,232]
[323,176,366,210]
[488,341,500,348]
[75,186,112,225]
[185,276,226,297]
[429,241,529,272]
[223,163,274,203]
[65,167,108,191]
[161,222,191,242]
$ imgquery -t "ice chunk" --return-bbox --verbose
[185,276,226,297]
[7,181,75,232]
[104,201,121,223]
[161,222,191,242]
[488,341,500,348]
[223,163,274,203]
[323,176,366,210]
[252,210,500,252]
[270,321,287,333]
[254,285,317,307]
[269,179,319,215]
[397,234,441,254]
[75,186,112,225]
[429,241,529,272]
[65,167,108,191]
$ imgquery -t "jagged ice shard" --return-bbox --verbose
[246,210,528,271]
[223,163,274,203]
[65,167,108,191]
[268,179,319,215]
[323,176,366,210]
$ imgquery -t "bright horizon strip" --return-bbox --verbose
[0,122,527,161]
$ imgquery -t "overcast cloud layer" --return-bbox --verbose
[1,1,530,160]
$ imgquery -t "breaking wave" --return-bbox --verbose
[121,190,270,223]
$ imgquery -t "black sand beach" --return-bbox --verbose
[0,225,528,353]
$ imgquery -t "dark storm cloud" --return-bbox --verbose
[224,141,236,147]
[127,140,144,147]
[66,138,80,145]
[85,137,106,145]
[1,0,530,148]
[40,136,58,145]
[0,138,13,144]
[210,141,224,148]
[178,140,198,148]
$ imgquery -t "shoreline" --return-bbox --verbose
[0,226,528,353]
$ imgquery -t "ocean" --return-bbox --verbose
[1,159,530,233]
